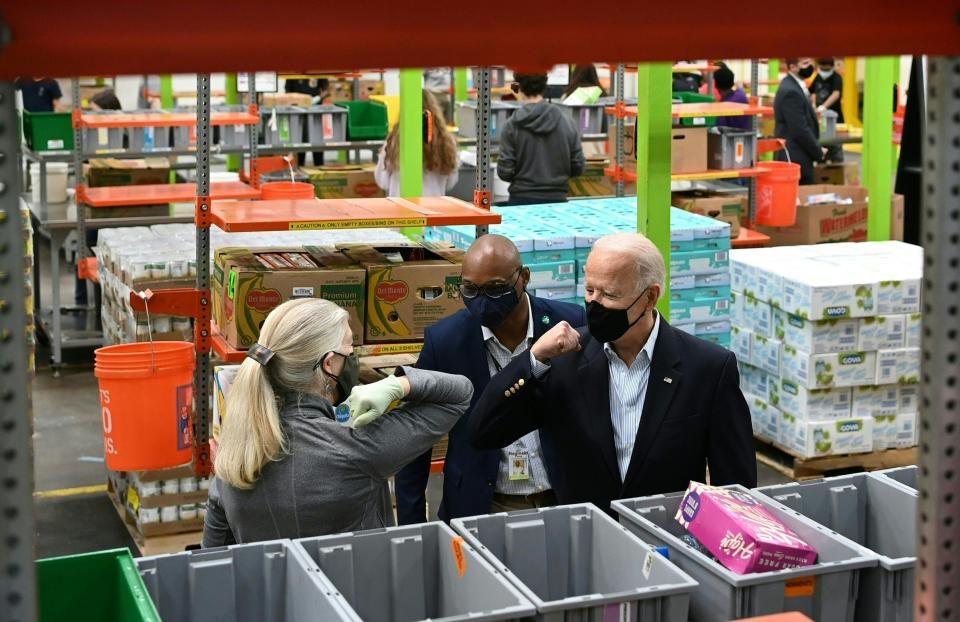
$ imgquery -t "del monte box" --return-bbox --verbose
[213,246,365,349]
[339,241,464,343]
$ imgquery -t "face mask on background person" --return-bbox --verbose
[461,268,523,329]
[819,69,834,79]
[798,65,815,79]
[585,287,650,344]
[316,351,360,405]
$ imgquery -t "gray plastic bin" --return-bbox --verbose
[874,465,917,490]
[296,521,535,622]
[756,473,917,622]
[169,107,197,148]
[562,103,606,135]
[452,504,697,621]
[127,110,172,152]
[215,104,253,149]
[708,127,756,170]
[261,106,307,146]
[305,105,348,145]
[136,539,351,622]
[456,101,518,141]
[83,110,125,152]
[613,485,878,622]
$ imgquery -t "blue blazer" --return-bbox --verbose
[395,296,585,524]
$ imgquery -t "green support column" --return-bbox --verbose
[863,56,896,241]
[635,63,673,318]
[160,75,174,108]
[454,68,469,102]
[224,74,241,172]
[399,69,424,237]
[767,59,780,93]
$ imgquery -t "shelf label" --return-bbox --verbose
[785,576,816,597]
[289,218,428,231]
[451,536,467,577]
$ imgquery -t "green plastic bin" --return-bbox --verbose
[673,91,717,128]
[335,100,388,140]
[22,110,75,152]
[37,548,160,622]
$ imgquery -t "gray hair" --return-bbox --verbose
[592,232,666,293]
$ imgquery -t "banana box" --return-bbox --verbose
[213,246,366,349]
[340,242,463,343]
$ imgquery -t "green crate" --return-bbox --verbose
[22,110,75,152]
[37,548,160,622]
[673,91,717,127]
[335,100,388,140]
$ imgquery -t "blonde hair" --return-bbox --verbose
[383,89,458,175]
[215,298,349,489]
[591,233,667,293]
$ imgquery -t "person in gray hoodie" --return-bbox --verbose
[498,73,585,205]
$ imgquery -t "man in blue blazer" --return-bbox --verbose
[395,234,585,524]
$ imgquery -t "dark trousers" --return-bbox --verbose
[502,196,568,207]
[296,152,325,167]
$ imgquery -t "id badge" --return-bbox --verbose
[508,449,530,481]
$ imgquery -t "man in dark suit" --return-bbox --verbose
[469,232,756,513]
[395,234,585,524]
[774,57,828,184]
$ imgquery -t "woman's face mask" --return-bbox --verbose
[317,351,360,405]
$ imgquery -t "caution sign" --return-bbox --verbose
[289,218,427,231]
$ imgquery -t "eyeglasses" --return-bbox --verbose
[459,268,521,299]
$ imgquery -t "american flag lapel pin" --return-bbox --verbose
[664,377,673,384]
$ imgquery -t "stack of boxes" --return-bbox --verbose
[107,464,213,539]
[20,201,35,375]
[428,198,732,348]
[731,241,922,458]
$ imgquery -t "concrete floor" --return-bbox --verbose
[30,234,789,559]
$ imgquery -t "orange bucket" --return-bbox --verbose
[94,341,195,471]
[755,161,801,227]
[260,181,315,200]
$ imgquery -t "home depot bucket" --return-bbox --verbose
[260,181,315,200]
[755,161,801,226]
[94,342,195,471]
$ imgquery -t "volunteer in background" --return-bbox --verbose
[374,89,459,197]
[90,89,121,111]
[773,57,827,184]
[810,57,844,162]
[284,77,330,166]
[423,68,454,126]
[561,65,606,100]
[395,235,584,523]
[713,62,752,131]
[203,298,472,546]
[15,77,65,112]
[497,73,585,205]
[469,233,757,513]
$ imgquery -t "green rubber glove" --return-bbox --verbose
[345,375,406,428]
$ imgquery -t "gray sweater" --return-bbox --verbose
[202,367,471,547]
[497,101,585,202]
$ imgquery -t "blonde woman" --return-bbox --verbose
[203,298,471,546]
[374,89,460,196]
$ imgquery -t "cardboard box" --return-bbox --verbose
[568,160,636,197]
[780,262,878,320]
[876,347,921,385]
[672,191,744,237]
[739,363,771,399]
[778,379,852,420]
[731,325,752,364]
[212,364,240,441]
[852,385,901,418]
[746,393,780,442]
[774,309,859,355]
[671,248,729,276]
[262,93,312,107]
[741,294,773,338]
[303,164,384,199]
[905,313,922,348]
[212,246,366,349]
[340,243,463,343]
[671,296,731,324]
[782,346,878,389]
[750,333,782,376]
[857,315,906,351]
[782,416,875,457]
[671,127,708,174]
[813,162,860,186]
[86,158,171,187]
[754,186,905,245]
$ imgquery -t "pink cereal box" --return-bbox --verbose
[674,482,818,574]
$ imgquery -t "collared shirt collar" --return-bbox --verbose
[603,310,661,368]
[791,73,810,95]
[481,294,534,346]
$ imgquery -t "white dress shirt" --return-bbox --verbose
[791,73,811,97]
[482,296,551,495]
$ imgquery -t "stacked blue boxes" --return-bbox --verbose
[428,198,732,348]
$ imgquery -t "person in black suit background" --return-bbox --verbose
[395,235,585,524]
[774,57,828,184]
[469,233,756,513]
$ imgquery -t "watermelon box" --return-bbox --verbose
[675,482,818,574]
[339,242,464,344]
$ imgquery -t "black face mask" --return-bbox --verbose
[585,288,650,344]
[798,65,815,79]
[316,351,360,405]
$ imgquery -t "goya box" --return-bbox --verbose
[213,246,365,349]
[340,242,463,343]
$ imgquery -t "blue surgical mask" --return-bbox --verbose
[819,69,834,79]
[463,288,521,329]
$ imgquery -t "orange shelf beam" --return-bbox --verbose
[211,330,246,364]
[601,64,720,73]
[430,459,445,474]
[209,196,501,233]
[213,329,425,363]
[80,111,259,128]
[605,166,766,182]
[731,226,771,249]
[606,102,772,119]
[79,181,260,207]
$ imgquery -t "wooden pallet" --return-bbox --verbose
[106,479,203,556]
[755,437,918,481]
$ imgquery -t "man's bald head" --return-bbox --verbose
[461,234,527,291]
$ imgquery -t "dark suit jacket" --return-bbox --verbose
[394,296,585,524]
[774,75,822,183]
[468,319,756,513]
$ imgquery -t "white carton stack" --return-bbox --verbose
[731,241,922,458]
